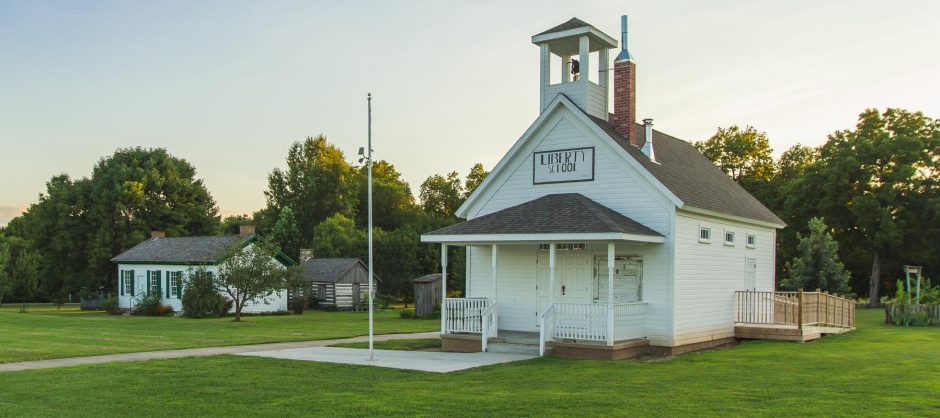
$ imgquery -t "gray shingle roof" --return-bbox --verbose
[587,114,785,226]
[413,273,442,284]
[536,18,592,36]
[300,258,363,283]
[111,235,247,264]
[426,193,663,237]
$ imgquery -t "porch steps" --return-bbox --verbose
[486,331,546,356]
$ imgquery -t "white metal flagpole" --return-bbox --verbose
[367,93,375,361]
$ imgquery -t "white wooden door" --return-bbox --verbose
[745,258,757,290]
[558,253,592,304]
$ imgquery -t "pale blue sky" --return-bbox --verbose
[2,0,939,225]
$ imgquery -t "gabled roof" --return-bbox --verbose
[300,258,379,283]
[535,18,592,36]
[586,114,785,227]
[413,273,442,284]
[426,193,663,238]
[111,234,296,266]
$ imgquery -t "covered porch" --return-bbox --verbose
[421,194,666,357]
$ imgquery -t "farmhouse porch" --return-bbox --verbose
[421,194,666,358]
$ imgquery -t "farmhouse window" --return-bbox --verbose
[746,234,756,248]
[149,270,161,295]
[122,270,135,296]
[699,227,711,243]
[168,271,182,298]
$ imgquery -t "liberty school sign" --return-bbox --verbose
[532,147,595,184]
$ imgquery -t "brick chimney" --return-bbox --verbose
[299,249,313,262]
[150,231,166,239]
[612,15,640,148]
[239,225,256,237]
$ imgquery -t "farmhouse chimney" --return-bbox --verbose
[239,225,256,237]
[299,248,313,262]
[150,231,165,239]
[612,15,640,148]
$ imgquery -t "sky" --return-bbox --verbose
[2,0,939,226]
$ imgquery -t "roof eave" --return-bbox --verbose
[678,205,786,229]
[420,232,665,245]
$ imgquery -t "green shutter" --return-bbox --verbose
[177,273,184,298]
[145,271,151,294]
[166,275,171,299]
[120,271,125,296]
[156,271,162,296]
[129,270,135,295]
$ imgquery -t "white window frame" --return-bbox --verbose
[724,230,735,246]
[746,233,756,249]
[122,271,134,296]
[169,271,182,298]
[699,226,711,243]
[149,271,160,293]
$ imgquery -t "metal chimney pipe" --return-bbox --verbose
[642,118,655,161]
[615,15,634,63]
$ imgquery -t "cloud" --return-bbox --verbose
[0,206,25,227]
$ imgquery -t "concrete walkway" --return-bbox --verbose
[237,347,536,373]
[0,332,439,373]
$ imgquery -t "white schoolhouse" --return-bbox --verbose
[422,16,787,358]
[111,226,293,314]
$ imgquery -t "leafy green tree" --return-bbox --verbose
[0,238,11,306]
[264,135,357,245]
[419,171,463,218]
[355,160,418,230]
[374,227,420,301]
[182,266,231,318]
[807,109,940,305]
[464,163,489,199]
[270,207,301,261]
[11,249,40,312]
[215,240,300,322]
[695,125,775,190]
[310,214,366,258]
[781,218,852,294]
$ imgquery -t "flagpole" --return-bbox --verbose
[367,93,375,361]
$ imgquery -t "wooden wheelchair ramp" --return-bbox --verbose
[734,290,856,342]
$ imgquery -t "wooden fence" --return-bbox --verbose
[735,289,856,329]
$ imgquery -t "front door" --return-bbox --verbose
[535,251,593,326]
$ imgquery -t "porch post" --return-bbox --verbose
[441,244,448,334]
[607,241,615,346]
[491,243,499,338]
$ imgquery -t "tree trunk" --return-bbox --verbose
[234,300,242,322]
[869,251,881,307]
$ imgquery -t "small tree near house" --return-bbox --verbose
[215,240,297,322]
[781,217,852,295]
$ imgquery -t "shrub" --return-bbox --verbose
[101,295,121,315]
[399,309,415,319]
[288,297,306,315]
[182,268,232,318]
[133,292,164,316]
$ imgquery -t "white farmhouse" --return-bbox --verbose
[422,16,788,358]
[111,225,293,314]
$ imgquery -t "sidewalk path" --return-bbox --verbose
[0,332,440,373]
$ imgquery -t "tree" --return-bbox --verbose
[695,125,775,189]
[310,214,366,259]
[0,239,11,306]
[807,109,940,306]
[419,171,463,218]
[219,214,254,235]
[354,160,418,230]
[11,249,40,312]
[263,135,357,245]
[270,207,301,261]
[464,163,489,199]
[214,241,299,322]
[781,218,852,294]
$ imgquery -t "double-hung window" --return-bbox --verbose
[121,270,135,296]
[169,271,183,298]
[149,271,161,294]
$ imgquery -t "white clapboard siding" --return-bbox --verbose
[672,211,776,345]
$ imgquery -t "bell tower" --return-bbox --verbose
[531,18,618,120]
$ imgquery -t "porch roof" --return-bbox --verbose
[421,193,665,244]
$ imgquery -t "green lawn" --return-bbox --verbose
[0,309,937,417]
[0,306,437,363]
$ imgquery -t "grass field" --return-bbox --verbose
[0,305,438,363]
[0,309,937,417]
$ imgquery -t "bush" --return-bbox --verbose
[133,292,164,316]
[288,297,306,315]
[101,295,121,315]
[182,268,232,318]
[399,309,415,319]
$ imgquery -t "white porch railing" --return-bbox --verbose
[540,302,648,353]
[443,297,489,333]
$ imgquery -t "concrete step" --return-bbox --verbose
[486,342,546,356]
